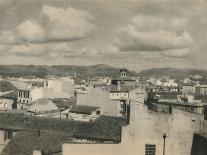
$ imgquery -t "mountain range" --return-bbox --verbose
[0,64,137,78]
[138,67,207,79]
[0,64,206,79]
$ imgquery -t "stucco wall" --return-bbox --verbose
[77,86,120,116]
[0,98,13,109]
[122,101,203,155]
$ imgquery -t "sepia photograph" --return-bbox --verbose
[0,0,206,155]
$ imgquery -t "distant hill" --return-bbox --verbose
[138,67,207,79]
[0,64,137,78]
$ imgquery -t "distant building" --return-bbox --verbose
[17,77,75,107]
[27,98,59,114]
[195,85,207,96]
[163,79,178,87]
[77,85,121,117]
[17,87,43,106]
[111,68,136,87]
[43,77,75,98]
[0,98,14,110]
[183,84,196,95]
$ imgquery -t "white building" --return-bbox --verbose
[43,77,75,98]
[18,87,43,105]
[0,98,14,110]
[163,79,178,87]
[17,77,75,107]
[77,85,122,117]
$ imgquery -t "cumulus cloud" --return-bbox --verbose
[0,5,95,45]
[42,5,95,41]
[16,19,46,43]
[114,15,193,58]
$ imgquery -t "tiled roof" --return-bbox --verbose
[0,81,17,92]
[105,84,138,92]
[52,98,76,110]
[0,91,17,99]
[70,105,100,115]
[2,131,73,155]
[0,113,125,143]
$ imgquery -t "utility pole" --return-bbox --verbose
[163,134,167,155]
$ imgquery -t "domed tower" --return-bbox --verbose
[120,68,128,77]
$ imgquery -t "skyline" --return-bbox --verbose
[0,0,206,71]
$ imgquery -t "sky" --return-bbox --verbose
[0,0,207,72]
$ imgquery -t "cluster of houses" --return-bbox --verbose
[1,70,207,155]
[145,75,207,115]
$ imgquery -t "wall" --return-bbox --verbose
[33,150,43,155]
[122,100,203,155]
[183,85,195,95]
[110,92,129,100]
[42,88,71,99]
[0,98,13,110]
[77,86,121,116]
[195,86,207,96]
[31,88,43,102]
[0,130,5,145]
[123,81,136,87]
[43,79,75,98]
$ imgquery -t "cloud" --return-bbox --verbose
[42,5,95,41]
[160,48,190,58]
[16,19,46,43]
[0,31,18,45]
[1,42,102,59]
[0,5,96,45]
[114,15,193,58]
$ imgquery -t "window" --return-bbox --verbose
[96,110,100,115]
[7,131,13,139]
[145,144,156,155]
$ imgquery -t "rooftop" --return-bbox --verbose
[0,81,17,92]
[0,112,125,143]
[105,84,138,92]
[70,105,100,115]
[0,91,17,99]
[1,131,73,155]
[52,98,76,110]
[113,76,136,81]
